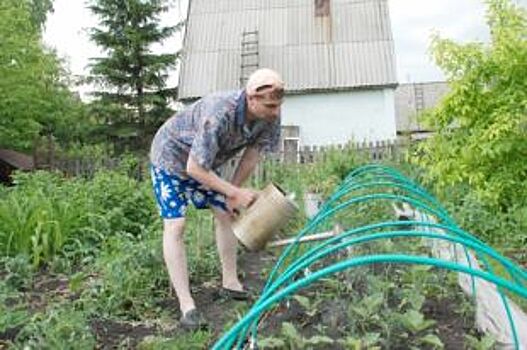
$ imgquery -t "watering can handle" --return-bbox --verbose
[231,190,259,217]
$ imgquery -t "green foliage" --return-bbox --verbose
[0,273,31,336]
[87,0,181,151]
[27,0,54,29]
[0,0,86,151]
[137,330,212,349]
[443,188,527,247]
[399,309,436,334]
[15,306,96,349]
[337,333,381,350]
[183,209,219,279]
[464,334,496,350]
[88,231,167,319]
[0,151,509,347]
[292,295,321,317]
[0,170,156,267]
[300,147,367,197]
[259,322,334,349]
[0,255,34,289]
[414,0,527,209]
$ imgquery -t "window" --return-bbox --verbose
[315,0,330,17]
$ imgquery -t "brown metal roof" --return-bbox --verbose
[0,149,35,170]
[179,0,397,100]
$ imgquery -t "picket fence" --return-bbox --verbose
[34,139,409,181]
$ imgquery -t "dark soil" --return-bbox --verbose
[90,318,158,349]
[1,250,490,349]
[89,249,276,349]
[422,297,474,349]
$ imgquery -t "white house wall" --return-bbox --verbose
[282,88,396,146]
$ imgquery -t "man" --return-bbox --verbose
[149,68,284,329]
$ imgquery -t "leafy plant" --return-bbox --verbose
[337,333,381,350]
[15,306,96,349]
[0,0,87,151]
[89,232,167,319]
[293,295,322,317]
[259,322,333,349]
[414,0,527,210]
[464,334,496,350]
[137,330,212,349]
[399,310,436,334]
[0,170,157,267]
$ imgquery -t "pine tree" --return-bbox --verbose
[87,0,180,152]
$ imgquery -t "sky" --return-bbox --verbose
[42,0,525,98]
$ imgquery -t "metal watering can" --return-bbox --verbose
[231,183,298,251]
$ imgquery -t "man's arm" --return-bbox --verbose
[230,146,260,187]
[186,156,256,210]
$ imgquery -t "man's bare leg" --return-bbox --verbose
[212,209,244,291]
[163,218,196,315]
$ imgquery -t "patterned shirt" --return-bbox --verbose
[150,89,281,176]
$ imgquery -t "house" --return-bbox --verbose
[0,149,34,185]
[178,0,398,150]
[394,81,449,140]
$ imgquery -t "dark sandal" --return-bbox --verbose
[180,309,208,330]
[219,287,251,301]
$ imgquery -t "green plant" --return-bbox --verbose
[0,0,86,150]
[414,0,527,210]
[464,334,496,350]
[259,322,334,349]
[1,255,33,289]
[0,170,157,267]
[89,232,166,319]
[15,306,95,349]
[292,295,322,317]
[399,309,436,334]
[137,330,212,350]
[87,0,180,151]
[0,280,30,338]
[337,333,381,350]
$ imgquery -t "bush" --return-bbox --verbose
[414,0,527,210]
[0,170,157,267]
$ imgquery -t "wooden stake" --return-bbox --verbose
[268,224,343,248]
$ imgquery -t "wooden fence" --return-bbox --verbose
[220,139,409,185]
[34,139,410,181]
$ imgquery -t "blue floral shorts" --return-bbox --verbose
[150,165,227,219]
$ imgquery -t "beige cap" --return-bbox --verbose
[246,68,284,98]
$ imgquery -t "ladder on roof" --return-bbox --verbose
[414,84,425,130]
[240,30,259,88]
[414,84,425,112]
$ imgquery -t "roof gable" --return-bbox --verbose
[179,0,397,99]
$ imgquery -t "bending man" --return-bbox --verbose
[149,68,284,329]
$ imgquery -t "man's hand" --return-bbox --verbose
[226,187,258,215]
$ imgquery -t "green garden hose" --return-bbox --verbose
[212,164,526,349]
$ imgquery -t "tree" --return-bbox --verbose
[415,0,527,209]
[27,0,54,29]
[0,0,83,151]
[87,0,180,152]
